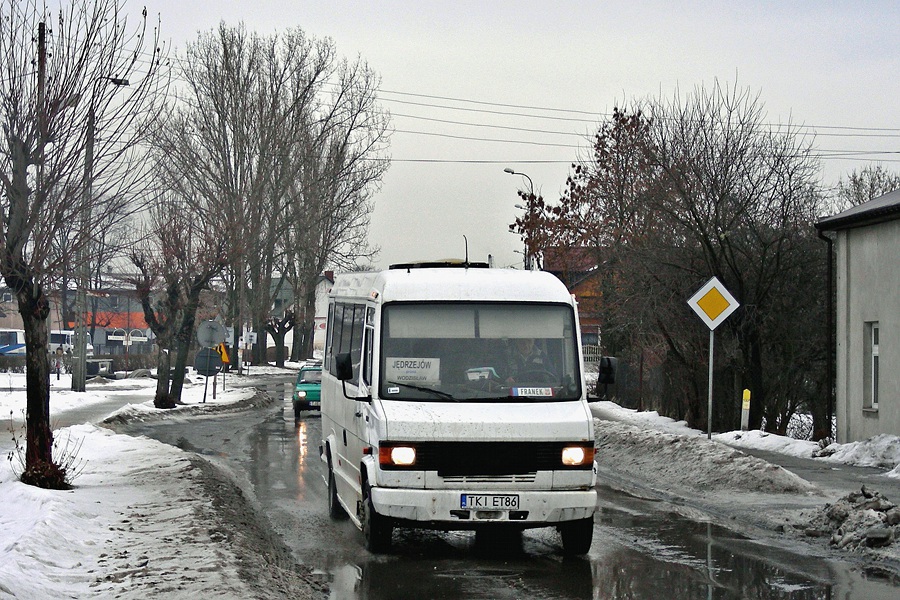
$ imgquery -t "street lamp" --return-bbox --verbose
[72,76,129,392]
[504,168,535,270]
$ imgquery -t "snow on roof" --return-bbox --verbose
[333,267,575,304]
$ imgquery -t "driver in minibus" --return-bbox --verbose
[505,337,553,385]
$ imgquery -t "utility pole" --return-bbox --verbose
[71,106,94,392]
[73,77,129,392]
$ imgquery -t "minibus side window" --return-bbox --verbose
[349,305,364,381]
[363,307,375,385]
[328,304,344,377]
[339,304,355,363]
[324,303,335,371]
[332,303,366,383]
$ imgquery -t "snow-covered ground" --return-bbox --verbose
[592,401,900,478]
[0,364,308,599]
[0,367,898,597]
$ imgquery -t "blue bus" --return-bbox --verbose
[0,328,26,355]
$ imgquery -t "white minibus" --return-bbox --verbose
[49,329,94,356]
[320,262,597,554]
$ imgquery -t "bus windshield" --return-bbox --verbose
[379,302,582,402]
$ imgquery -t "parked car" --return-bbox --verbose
[292,363,322,421]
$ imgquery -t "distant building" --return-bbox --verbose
[270,272,334,355]
[816,189,900,443]
[542,247,603,347]
[0,285,155,356]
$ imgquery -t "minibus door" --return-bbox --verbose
[335,351,371,502]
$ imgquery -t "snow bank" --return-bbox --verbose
[817,434,900,470]
[594,419,820,495]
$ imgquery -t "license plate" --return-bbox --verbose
[460,494,519,510]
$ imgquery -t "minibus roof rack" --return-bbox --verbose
[389,260,490,270]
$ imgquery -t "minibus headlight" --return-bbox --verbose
[562,445,595,467]
[295,390,307,398]
[379,445,417,467]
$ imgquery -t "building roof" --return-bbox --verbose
[541,246,602,290]
[542,247,598,273]
[816,188,900,231]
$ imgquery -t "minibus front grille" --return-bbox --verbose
[399,442,588,476]
[442,474,537,484]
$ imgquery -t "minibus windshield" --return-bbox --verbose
[379,302,582,401]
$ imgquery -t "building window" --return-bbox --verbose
[1,293,11,303]
[864,322,879,410]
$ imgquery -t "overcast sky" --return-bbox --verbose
[139,0,900,270]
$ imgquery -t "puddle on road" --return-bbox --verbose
[571,485,899,600]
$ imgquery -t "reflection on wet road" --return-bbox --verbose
[121,382,900,599]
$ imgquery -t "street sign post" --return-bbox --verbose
[195,320,226,404]
[688,277,740,439]
[197,320,227,348]
[194,347,223,376]
[194,347,223,403]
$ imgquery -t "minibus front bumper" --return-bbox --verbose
[370,487,597,529]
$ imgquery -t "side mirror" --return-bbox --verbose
[598,356,617,385]
[335,352,370,402]
[335,352,353,381]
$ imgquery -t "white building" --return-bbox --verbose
[816,189,900,443]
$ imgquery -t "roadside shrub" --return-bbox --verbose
[6,410,85,490]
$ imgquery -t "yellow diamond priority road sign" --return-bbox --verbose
[688,276,739,330]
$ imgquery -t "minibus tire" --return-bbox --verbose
[559,517,593,556]
[362,482,392,553]
[327,464,347,520]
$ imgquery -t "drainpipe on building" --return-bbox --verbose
[816,227,834,439]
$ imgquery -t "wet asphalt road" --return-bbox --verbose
[115,382,900,599]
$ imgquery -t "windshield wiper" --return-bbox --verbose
[384,381,455,400]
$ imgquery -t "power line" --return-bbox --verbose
[385,96,601,125]
[393,129,582,148]
[123,48,900,151]
[392,113,587,138]
[380,88,604,117]
[138,50,900,140]
[378,88,900,134]
[42,28,900,137]
[31,36,900,170]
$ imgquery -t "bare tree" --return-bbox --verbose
[832,164,900,211]
[150,24,388,367]
[511,108,664,406]
[523,83,829,437]
[645,82,826,433]
[0,0,166,487]
[127,193,228,407]
[150,24,341,368]
[282,60,389,361]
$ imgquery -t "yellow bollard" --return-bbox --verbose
[740,389,751,431]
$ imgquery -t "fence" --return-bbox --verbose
[582,345,603,363]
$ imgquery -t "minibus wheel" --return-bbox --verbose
[559,517,593,556]
[362,481,392,553]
